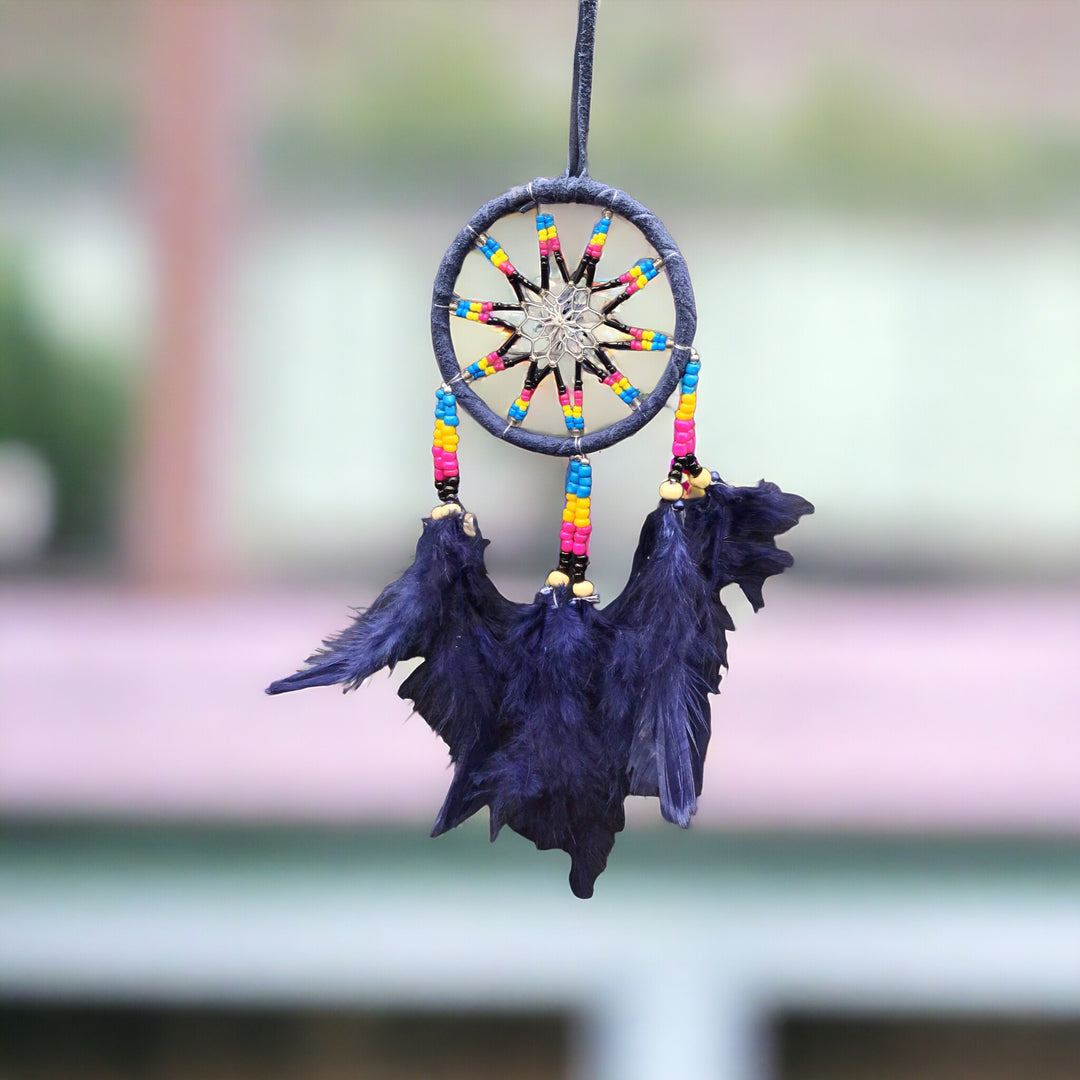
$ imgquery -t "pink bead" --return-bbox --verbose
[578,525,592,536]
[674,419,691,431]
[560,539,574,553]
[573,543,587,556]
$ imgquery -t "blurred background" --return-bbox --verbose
[2,1,1079,1078]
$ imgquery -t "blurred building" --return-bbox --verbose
[2,3,1080,1078]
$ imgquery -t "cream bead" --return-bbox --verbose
[430,502,462,520]
[659,480,684,501]
[572,580,595,598]
[546,570,571,587]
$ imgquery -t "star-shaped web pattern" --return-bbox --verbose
[449,207,673,435]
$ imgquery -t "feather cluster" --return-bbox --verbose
[267,480,812,898]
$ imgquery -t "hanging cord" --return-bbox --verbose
[566,0,598,178]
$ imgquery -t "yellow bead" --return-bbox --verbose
[572,580,595,598]
[563,510,574,522]
[659,480,683,501]
[547,570,570,587]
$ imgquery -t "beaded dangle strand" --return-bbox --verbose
[659,350,712,501]
[546,455,594,597]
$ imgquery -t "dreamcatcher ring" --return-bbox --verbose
[432,176,697,457]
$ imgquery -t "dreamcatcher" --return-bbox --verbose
[268,0,813,898]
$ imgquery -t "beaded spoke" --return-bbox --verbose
[455,206,674,433]
[571,209,613,287]
[508,361,552,426]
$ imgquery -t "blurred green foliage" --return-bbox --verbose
[0,85,130,163]
[0,254,128,558]
[255,48,1080,217]
[1,8,1079,217]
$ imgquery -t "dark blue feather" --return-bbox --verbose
[478,589,628,899]
[396,545,520,837]
[680,478,813,789]
[605,503,717,827]
[265,515,493,693]
[683,479,814,610]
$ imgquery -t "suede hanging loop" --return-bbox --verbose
[566,0,597,178]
